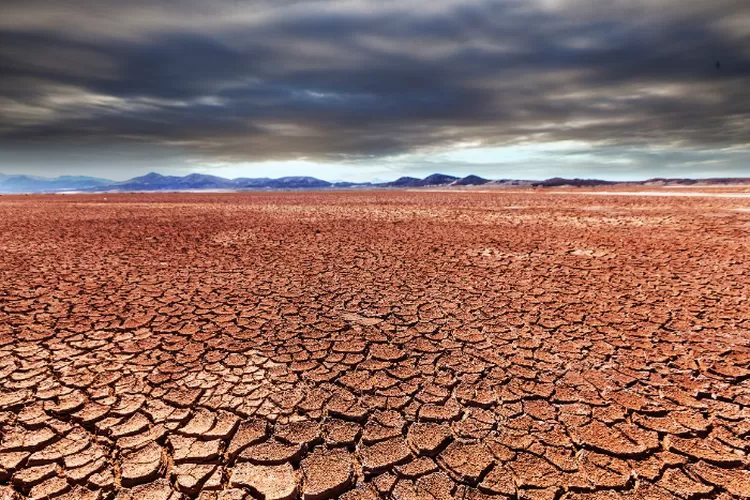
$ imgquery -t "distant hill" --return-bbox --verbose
[383,176,422,187]
[2,171,750,194]
[107,173,236,191]
[454,175,490,186]
[532,177,618,188]
[643,177,750,185]
[0,174,113,193]
[179,173,236,189]
[233,177,273,188]
[264,177,332,189]
[381,173,458,187]
[333,181,373,188]
[422,173,459,185]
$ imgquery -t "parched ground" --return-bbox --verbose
[0,190,749,500]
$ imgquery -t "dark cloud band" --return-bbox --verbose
[0,0,748,166]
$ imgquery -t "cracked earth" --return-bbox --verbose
[0,190,749,500]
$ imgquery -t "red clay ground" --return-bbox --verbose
[0,190,749,500]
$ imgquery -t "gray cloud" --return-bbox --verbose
[0,0,749,174]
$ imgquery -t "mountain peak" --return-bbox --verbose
[421,173,459,185]
[382,174,458,187]
[140,172,166,179]
[454,175,489,186]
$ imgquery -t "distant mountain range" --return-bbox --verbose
[1,172,749,194]
[0,174,113,193]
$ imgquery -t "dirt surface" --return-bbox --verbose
[1,190,749,499]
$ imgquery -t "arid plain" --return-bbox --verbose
[1,190,749,500]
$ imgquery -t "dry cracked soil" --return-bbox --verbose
[0,190,749,500]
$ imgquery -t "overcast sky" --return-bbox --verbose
[1,0,749,181]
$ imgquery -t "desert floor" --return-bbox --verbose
[1,190,749,499]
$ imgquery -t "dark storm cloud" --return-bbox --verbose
[0,0,749,165]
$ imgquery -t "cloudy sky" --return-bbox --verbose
[1,0,749,181]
